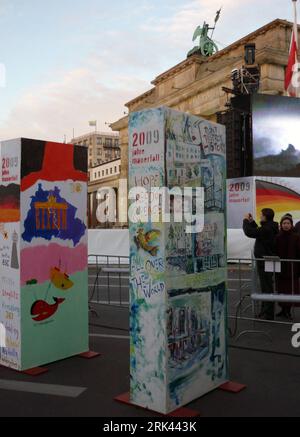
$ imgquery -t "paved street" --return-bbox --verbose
[1,264,300,417]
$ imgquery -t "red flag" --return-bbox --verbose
[285,29,298,96]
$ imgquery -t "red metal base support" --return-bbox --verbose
[218,381,247,393]
[115,392,200,417]
[78,350,101,359]
[21,367,49,376]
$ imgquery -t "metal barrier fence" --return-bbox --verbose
[88,254,300,344]
[228,257,300,342]
[88,254,130,309]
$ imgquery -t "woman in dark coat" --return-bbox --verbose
[275,215,300,320]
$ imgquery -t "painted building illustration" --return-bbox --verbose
[34,194,68,231]
[10,230,19,269]
[167,306,209,365]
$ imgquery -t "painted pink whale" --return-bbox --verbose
[31,297,65,322]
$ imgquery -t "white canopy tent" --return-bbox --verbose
[88,229,254,263]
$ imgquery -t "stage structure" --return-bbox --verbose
[217,95,252,178]
[0,139,88,370]
[217,43,260,179]
[128,107,228,414]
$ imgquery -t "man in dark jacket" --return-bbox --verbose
[294,220,300,235]
[243,208,279,320]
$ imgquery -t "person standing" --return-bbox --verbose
[275,215,300,321]
[243,209,279,320]
[294,220,300,235]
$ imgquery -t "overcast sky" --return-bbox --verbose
[0,0,296,142]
